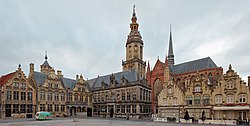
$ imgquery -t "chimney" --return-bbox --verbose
[30,63,34,74]
[57,70,63,77]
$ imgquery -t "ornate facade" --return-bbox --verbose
[89,6,151,119]
[0,66,36,119]
[28,54,92,117]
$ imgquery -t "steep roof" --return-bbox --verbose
[0,72,16,87]
[172,57,218,74]
[41,61,50,66]
[87,69,139,89]
[34,71,76,89]
[62,78,76,89]
[34,71,47,86]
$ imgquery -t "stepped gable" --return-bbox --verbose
[172,57,218,74]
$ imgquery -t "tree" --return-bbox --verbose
[184,110,190,122]
[201,110,206,123]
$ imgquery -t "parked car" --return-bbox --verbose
[35,112,52,120]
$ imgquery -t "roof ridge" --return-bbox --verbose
[174,57,211,67]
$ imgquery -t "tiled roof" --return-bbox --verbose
[172,57,218,74]
[0,72,16,87]
[41,61,50,66]
[87,69,139,89]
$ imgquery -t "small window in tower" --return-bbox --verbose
[134,26,136,30]
[134,45,138,51]
[129,46,132,51]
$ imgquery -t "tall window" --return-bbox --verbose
[68,93,72,101]
[126,105,131,113]
[27,104,33,113]
[122,90,125,101]
[61,93,65,101]
[48,83,52,88]
[54,93,59,101]
[116,105,120,113]
[6,91,12,100]
[194,95,201,105]
[154,79,163,101]
[61,105,65,112]
[55,105,59,112]
[28,92,32,100]
[14,82,19,88]
[21,92,26,100]
[47,92,52,101]
[40,92,45,100]
[140,88,142,100]
[239,94,247,103]
[132,93,137,101]
[40,104,45,111]
[127,91,131,101]
[80,95,83,102]
[20,104,26,113]
[203,95,210,105]
[186,96,192,105]
[227,81,234,89]
[215,95,222,104]
[194,84,201,92]
[54,84,58,89]
[48,104,52,111]
[227,95,234,104]
[13,104,19,113]
[121,105,125,113]
[14,91,19,100]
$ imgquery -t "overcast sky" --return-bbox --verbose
[0,0,249,82]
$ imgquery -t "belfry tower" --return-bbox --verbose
[122,5,146,78]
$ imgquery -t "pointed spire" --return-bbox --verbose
[165,55,169,66]
[229,64,232,70]
[45,51,48,61]
[147,61,150,73]
[133,5,136,17]
[168,24,175,66]
[130,5,139,31]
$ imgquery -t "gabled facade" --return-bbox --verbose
[28,55,92,117]
[0,66,36,119]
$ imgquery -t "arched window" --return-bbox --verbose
[203,95,210,105]
[227,95,234,104]
[227,81,234,89]
[173,97,178,106]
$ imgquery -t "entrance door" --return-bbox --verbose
[5,104,11,117]
[239,111,247,120]
[87,108,92,117]
[110,108,114,118]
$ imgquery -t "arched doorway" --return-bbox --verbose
[110,108,114,118]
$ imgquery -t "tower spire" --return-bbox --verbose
[45,51,48,61]
[168,24,174,66]
[130,5,138,31]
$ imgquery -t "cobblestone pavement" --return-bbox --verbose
[0,117,225,126]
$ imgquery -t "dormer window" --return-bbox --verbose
[227,81,234,89]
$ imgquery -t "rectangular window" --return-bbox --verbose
[140,88,142,100]
[140,105,142,113]
[14,82,19,88]
[27,104,33,113]
[186,96,192,105]
[21,92,26,100]
[54,84,58,89]
[133,94,137,101]
[40,104,45,111]
[28,92,32,100]
[20,104,26,113]
[47,92,52,101]
[121,105,125,113]
[13,104,19,113]
[61,93,65,101]
[203,95,210,105]
[122,91,125,101]
[215,95,222,104]
[80,96,83,102]
[126,105,131,113]
[6,90,12,100]
[21,83,26,89]
[194,96,201,105]
[14,91,19,100]
[61,105,65,112]
[48,104,52,112]
[40,92,45,100]
[127,92,131,101]
[239,94,246,103]
[227,95,234,104]
[54,93,59,101]
[54,105,59,112]
[48,83,52,88]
